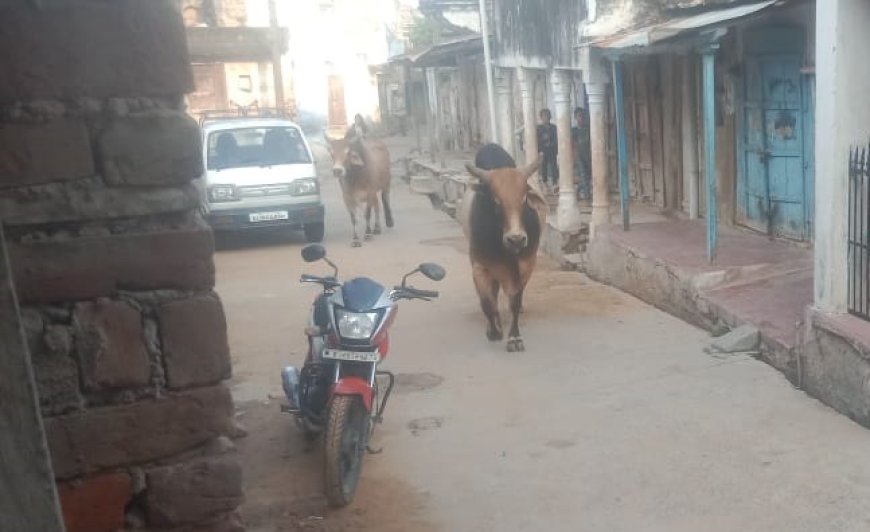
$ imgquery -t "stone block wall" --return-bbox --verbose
[0,2,242,531]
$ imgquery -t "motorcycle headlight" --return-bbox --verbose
[292,178,319,196]
[335,309,379,340]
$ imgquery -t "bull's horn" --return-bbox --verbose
[465,163,492,183]
[521,155,543,178]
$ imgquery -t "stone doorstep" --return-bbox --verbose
[583,230,813,377]
[812,310,870,357]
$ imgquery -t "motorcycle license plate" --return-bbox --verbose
[322,349,380,362]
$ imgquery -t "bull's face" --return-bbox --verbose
[466,157,542,254]
[328,138,364,179]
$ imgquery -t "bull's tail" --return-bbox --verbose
[382,188,394,228]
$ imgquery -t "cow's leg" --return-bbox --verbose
[517,253,537,315]
[344,195,362,247]
[363,194,377,239]
[382,186,394,228]
[364,205,373,240]
[505,288,524,352]
[472,263,502,341]
[372,191,382,234]
[505,253,537,351]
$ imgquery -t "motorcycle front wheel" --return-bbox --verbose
[324,395,369,507]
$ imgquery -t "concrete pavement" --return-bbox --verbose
[216,137,870,531]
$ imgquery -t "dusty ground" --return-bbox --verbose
[215,138,870,531]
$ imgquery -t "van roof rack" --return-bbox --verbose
[197,106,295,127]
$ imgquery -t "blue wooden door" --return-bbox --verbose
[740,29,810,240]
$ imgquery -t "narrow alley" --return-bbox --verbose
[217,140,870,532]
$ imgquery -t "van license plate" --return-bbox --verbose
[249,211,289,222]
[322,349,380,362]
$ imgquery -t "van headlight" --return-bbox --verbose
[336,309,379,339]
[292,179,319,196]
[209,185,239,202]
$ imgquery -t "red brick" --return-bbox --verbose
[44,385,234,479]
[74,299,151,391]
[146,455,243,527]
[0,120,94,187]
[0,1,192,102]
[158,293,231,390]
[9,226,215,305]
[98,112,203,187]
[57,472,131,532]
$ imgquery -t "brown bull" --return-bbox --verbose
[329,133,394,247]
[460,143,547,352]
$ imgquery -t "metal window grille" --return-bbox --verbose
[848,146,870,320]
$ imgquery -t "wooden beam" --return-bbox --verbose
[0,223,65,531]
[702,46,719,262]
[612,59,630,231]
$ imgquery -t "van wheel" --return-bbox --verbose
[304,222,324,243]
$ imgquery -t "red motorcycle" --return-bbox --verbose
[281,243,445,506]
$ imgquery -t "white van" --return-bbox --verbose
[200,117,324,242]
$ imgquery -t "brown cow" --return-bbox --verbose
[329,132,394,247]
[460,143,547,352]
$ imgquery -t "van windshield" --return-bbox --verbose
[207,126,312,170]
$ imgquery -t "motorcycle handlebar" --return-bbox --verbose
[394,286,439,300]
[300,274,339,287]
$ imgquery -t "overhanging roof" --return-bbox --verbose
[392,34,483,68]
[591,0,780,52]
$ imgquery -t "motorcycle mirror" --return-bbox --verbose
[301,244,326,263]
[419,263,446,282]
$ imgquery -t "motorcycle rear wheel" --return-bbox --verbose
[324,395,368,507]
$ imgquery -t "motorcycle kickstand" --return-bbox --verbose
[366,422,383,454]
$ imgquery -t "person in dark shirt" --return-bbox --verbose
[571,107,591,200]
[536,108,558,191]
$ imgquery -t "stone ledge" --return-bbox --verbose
[73,299,151,391]
[44,384,234,479]
[812,310,870,357]
[0,119,94,187]
[9,225,215,304]
[146,455,243,527]
[97,112,203,187]
[0,1,192,102]
[158,293,231,390]
[0,178,203,227]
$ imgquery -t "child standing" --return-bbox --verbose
[536,109,558,192]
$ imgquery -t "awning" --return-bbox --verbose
[591,0,780,51]
[392,35,483,68]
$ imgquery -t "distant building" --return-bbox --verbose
[179,0,290,118]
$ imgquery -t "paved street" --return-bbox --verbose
[216,139,870,531]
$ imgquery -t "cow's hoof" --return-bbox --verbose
[364,233,373,241]
[506,337,525,352]
[351,240,362,248]
[486,328,503,342]
[373,227,382,235]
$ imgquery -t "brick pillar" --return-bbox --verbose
[0,2,242,531]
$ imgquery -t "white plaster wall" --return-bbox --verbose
[815,0,870,312]
[444,10,481,32]
[244,0,395,120]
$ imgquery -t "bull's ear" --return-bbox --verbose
[465,163,492,184]
[521,155,543,178]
